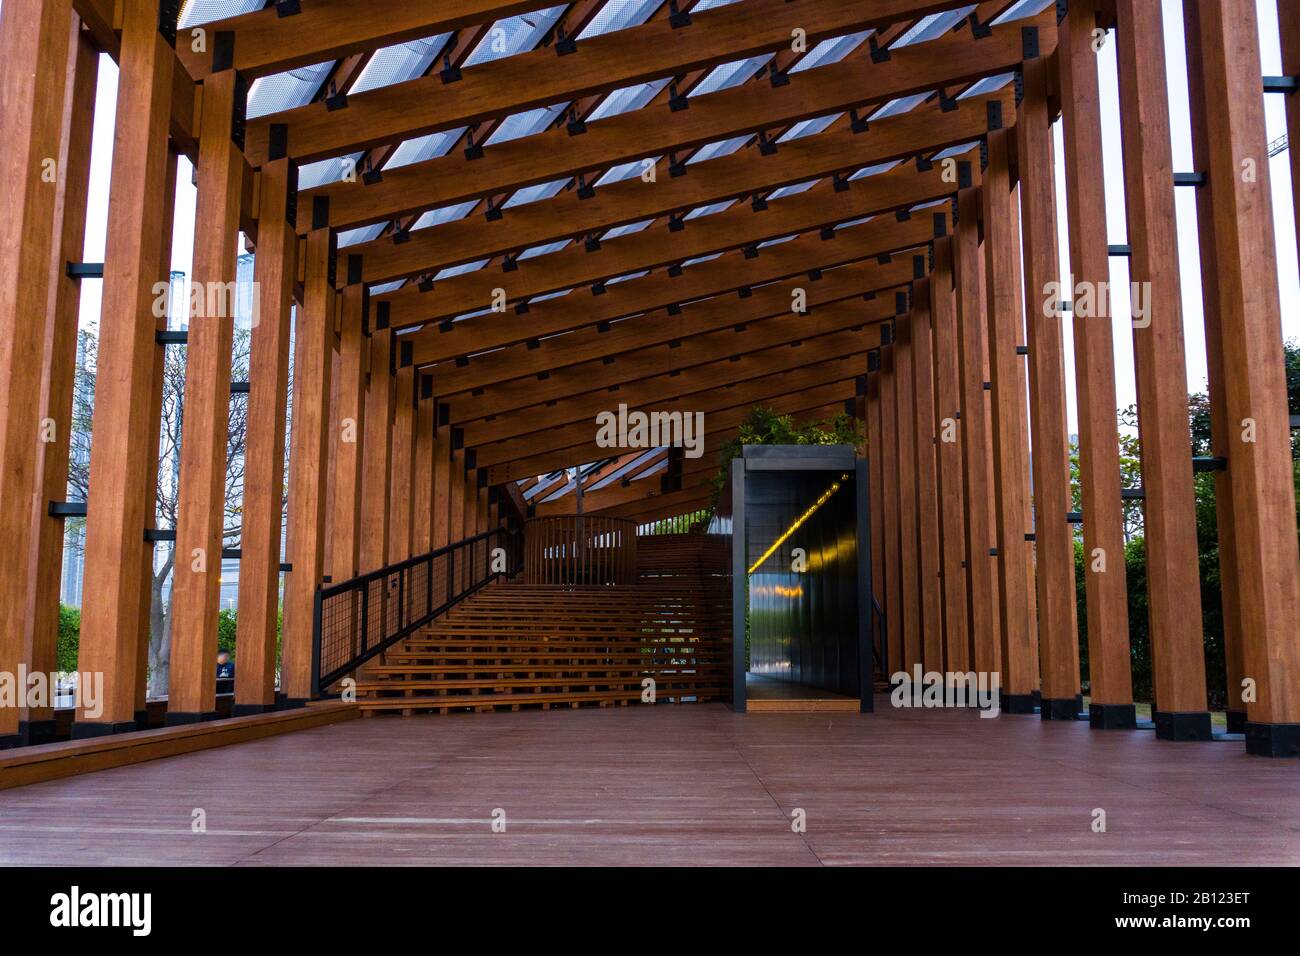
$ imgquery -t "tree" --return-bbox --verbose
[65,324,260,697]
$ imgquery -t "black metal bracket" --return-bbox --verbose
[66,262,104,279]
[49,501,88,518]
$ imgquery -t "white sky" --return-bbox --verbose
[73,0,1299,437]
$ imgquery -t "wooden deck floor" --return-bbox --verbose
[1,700,1297,866]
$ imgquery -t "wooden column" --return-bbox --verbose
[233,154,296,715]
[1182,2,1246,737]
[982,131,1036,711]
[135,149,178,721]
[1057,0,1135,729]
[432,414,452,550]
[168,68,246,724]
[74,0,175,737]
[1281,1,1300,261]
[449,441,467,588]
[281,223,335,703]
[20,17,95,745]
[865,351,886,673]
[359,325,393,574]
[412,374,435,554]
[0,0,73,747]
[929,240,970,674]
[879,327,904,676]
[893,309,922,673]
[1017,56,1082,719]
[953,183,1000,679]
[330,282,368,581]
[1184,0,1300,756]
[1115,0,1210,739]
[387,348,416,564]
[909,278,944,673]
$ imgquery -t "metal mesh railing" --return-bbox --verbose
[312,528,522,695]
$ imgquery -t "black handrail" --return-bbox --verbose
[311,527,522,695]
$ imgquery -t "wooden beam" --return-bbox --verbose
[909,279,944,673]
[1056,0,1134,727]
[929,240,970,673]
[169,69,246,724]
[329,284,367,579]
[234,155,296,715]
[339,89,1010,277]
[302,9,1054,232]
[1016,54,1080,718]
[74,0,174,736]
[483,348,878,463]
[369,148,964,288]
[281,227,335,703]
[1184,0,1300,755]
[410,213,940,365]
[176,0,558,81]
[20,16,96,745]
[450,295,900,429]
[487,384,856,483]
[245,0,981,166]
[1115,0,1209,737]
[982,132,1036,710]
[474,356,865,471]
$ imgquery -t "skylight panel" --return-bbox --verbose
[505,180,569,208]
[681,253,723,268]
[532,289,573,303]
[849,160,901,180]
[992,0,1055,23]
[336,224,387,248]
[349,35,450,94]
[296,151,364,190]
[960,73,1015,97]
[179,0,261,28]
[684,199,737,220]
[690,54,774,98]
[789,31,872,73]
[434,260,489,280]
[688,136,750,164]
[587,79,671,122]
[602,220,654,240]
[932,140,980,160]
[518,240,571,260]
[606,270,649,285]
[869,92,932,120]
[466,6,567,66]
[368,281,405,295]
[892,6,976,47]
[487,104,568,146]
[779,114,841,142]
[577,0,662,39]
[596,159,654,187]
[411,201,478,231]
[767,180,819,201]
[385,129,465,170]
[757,234,798,249]
[246,62,333,119]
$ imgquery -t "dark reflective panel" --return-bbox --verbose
[746,470,858,697]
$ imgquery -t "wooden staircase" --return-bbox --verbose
[356,533,731,715]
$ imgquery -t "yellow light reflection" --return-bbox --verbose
[747,472,849,575]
